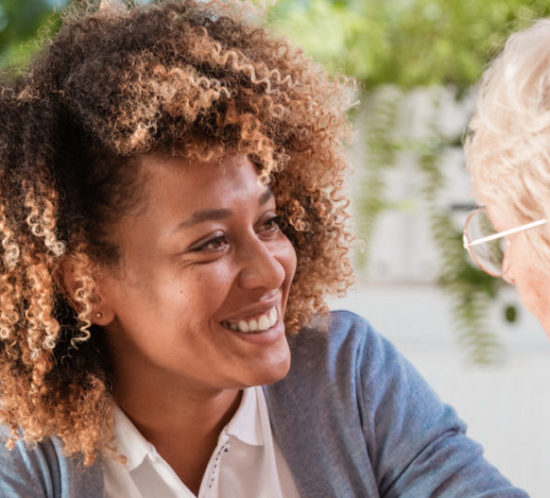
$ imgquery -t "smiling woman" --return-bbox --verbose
[0,1,528,497]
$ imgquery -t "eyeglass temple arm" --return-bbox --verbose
[464,219,547,248]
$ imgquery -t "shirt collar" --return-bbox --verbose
[112,405,154,471]
[224,386,264,447]
[111,385,265,472]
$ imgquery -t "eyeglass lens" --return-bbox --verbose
[466,210,507,276]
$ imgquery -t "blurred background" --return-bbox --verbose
[2,0,550,494]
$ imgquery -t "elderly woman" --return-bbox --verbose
[464,19,550,337]
[0,1,526,496]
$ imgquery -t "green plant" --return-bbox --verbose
[0,0,65,72]
[418,132,503,363]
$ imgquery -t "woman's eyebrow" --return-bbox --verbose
[171,189,273,233]
[173,209,231,231]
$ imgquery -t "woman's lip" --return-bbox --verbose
[225,316,286,346]
[221,301,280,322]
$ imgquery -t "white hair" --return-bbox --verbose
[465,19,550,259]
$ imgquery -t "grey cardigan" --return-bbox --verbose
[0,311,529,497]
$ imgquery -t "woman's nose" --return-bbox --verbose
[238,239,286,291]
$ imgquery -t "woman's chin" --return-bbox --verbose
[244,346,292,387]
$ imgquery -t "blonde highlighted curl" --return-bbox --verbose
[0,0,355,463]
[465,19,550,263]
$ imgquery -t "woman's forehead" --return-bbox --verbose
[137,153,253,176]
[136,153,271,205]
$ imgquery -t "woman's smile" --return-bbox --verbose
[221,305,278,333]
[218,304,287,348]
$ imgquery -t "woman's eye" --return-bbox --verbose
[192,235,229,253]
[261,216,282,233]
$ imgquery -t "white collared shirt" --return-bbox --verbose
[103,386,300,497]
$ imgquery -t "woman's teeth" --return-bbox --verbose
[223,307,278,333]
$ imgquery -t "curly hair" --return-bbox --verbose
[0,0,355,464]
[465,19,550,262]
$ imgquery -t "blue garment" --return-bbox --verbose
[0,311,529,497]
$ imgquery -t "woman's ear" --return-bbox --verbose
[58,257,116,327]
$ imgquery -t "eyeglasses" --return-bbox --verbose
[462,208,547,277]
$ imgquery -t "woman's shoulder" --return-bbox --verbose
[263,310,429,495]
[267,314,529,497]
[278,309,447,418]
[266,309,407,415]
[0,426,103,497]
[0,425,59,495]
[286,309,398,379]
